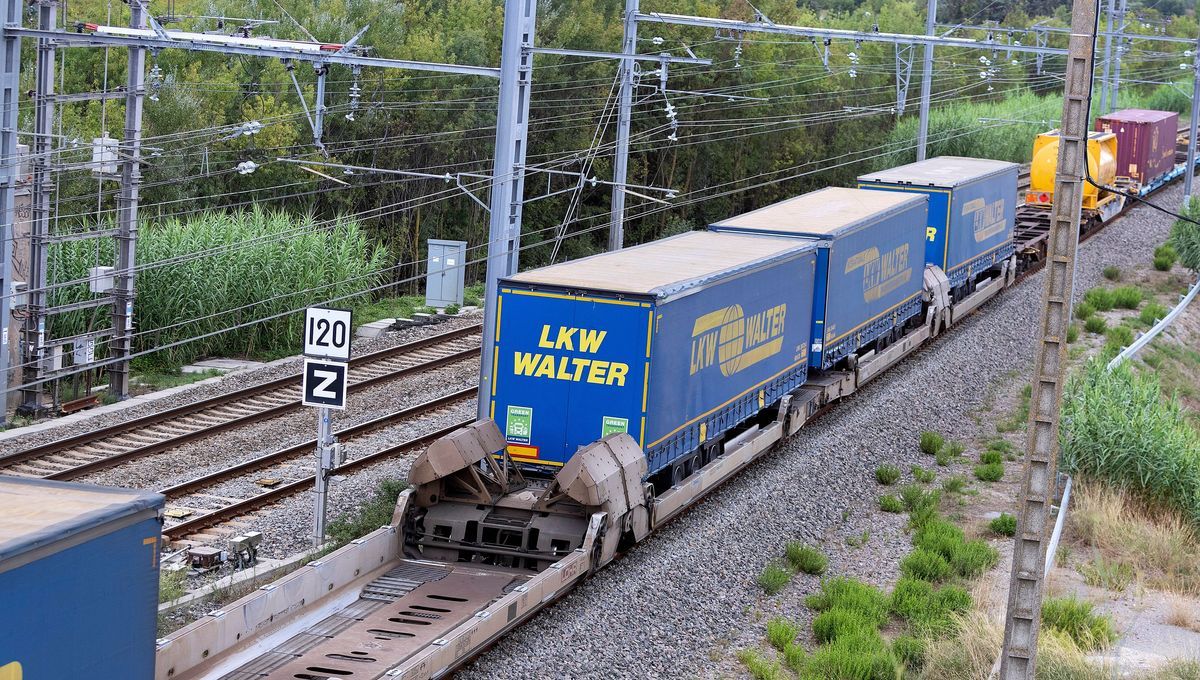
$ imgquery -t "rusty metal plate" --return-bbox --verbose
[262,570,515,679]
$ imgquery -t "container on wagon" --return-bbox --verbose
[709,187,928,370]
[1095,108,1179,190]
[0,476,165,679]
[490,231,817,477]
[857,156,1018,289]
[1028,130,1118,210]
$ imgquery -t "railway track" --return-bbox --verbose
[0,323,482,480]
[161,387,477,545]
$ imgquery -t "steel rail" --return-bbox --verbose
[0,323,481,473]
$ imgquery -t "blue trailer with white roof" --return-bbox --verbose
[709,187,929,370]
[491,230,817,484]
[857,156,1018,292]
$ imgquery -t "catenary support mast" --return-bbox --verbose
[998,0,1096,675]
[916,0,937,161]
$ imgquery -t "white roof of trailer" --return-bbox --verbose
[709,187,924,237]
[0,476,163,565]
[505,230,813,297]
[858,156,1019,188]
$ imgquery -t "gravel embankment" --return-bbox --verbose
[457,187,1182,679]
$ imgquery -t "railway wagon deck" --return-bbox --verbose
[857,156,1018,292]
[494,231,817,479]
[709,187,928,369]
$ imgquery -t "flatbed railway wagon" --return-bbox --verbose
[1,477,164,678]
[709,187,928,367]
[857,156,1018,300]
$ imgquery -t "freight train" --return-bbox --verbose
[156,111,1190,680]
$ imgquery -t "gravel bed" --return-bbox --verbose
[456,186,1182,678]
[0,314,481,452]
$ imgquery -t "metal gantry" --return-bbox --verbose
[998,0,1096,674]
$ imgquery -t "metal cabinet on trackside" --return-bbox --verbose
[709,187,928,370]
[490,230,817,477]
[0,476,165,679]
[857,156,1018,290]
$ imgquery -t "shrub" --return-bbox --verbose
[935,450,953,466]
[758,562,792,594]
[1074,302,1095,320]
[1112,286,1143,309]
[900,548,953,582]
[949,540,1000,578]
[1104,325,1134,355]
[737,648,782,680]
[920,430,945,455]
[1041,595,1118,651]
[443,303,460,315]
[1083,287,1115,312]
[911,466,936,484]
[890,577,935,619]
[1067,324,1080,343]
[980,450,1003,465]
[875,464,901,486]
[1157,240,1181,271]
[804,630,899,680]
[892,634,926,670]
[1060,360,1200,525]
[1102,265,1121,281]
[805,577,891,626]
[986,439,1014,454]
[990,512,1017,536]
[974,462,1004,482]
[941,476,967,494]
[1084,316,1108,334]
[934,584,973,614]
[944,441,966,457]
[880,495,904,513]
[1155,253,1176,271]
[1079,556,1135,592]
[785,542,827,575]
[782,642,806,672]
[766,616,801,651]
[914,519,965,556]
[1140,302,1169,326]
[813,609,876,644]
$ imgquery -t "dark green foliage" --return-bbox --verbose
[974,462,1004,482]
[913,519,999,578]
[949,540,1000,578]
[900,548,952,582]
[911,466,936,484]
[1074,302,1095,320]
[328,480,408,547]
[759,562,792,594]
[889,577,935,619]
[1111,286,1143,309]
[804,577,891,627]
[986,439,1014,455]
[892,634,926,670]
[1083,287,1116,312]
[813,609,876,644]
[1102,265,1121,281]
[802,630,899,680]
[879,495,904,513]
[989,513,1017,536]
[1067,324,1080,343]
[785,542,828,575]
[1041,596,1118,651]
[1061,360,1200,524]
[920,431,945,455]
[875,464,901,486]
[1104,325,1135,356]
[980,450,1003,465]
[1085,316,1108,334]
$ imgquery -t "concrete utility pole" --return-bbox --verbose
[998,0,1096,674]
[608,0,639,252]
[477,0,537,420]
[19,0,56,415]
[1185,38,1200,202]
[916,0,937,161]
[1099,0,1114,111]
[109,0,148,398]
[0,0,19,425]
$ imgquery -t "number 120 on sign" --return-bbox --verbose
[304,307,352,361]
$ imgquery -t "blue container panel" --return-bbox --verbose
[0,516,161,678]
[813,203,927,369]
[491,288,652,467]
[643,251,816,474]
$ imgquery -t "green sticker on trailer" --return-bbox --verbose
[506,405,533,444]
[601,416,629,438]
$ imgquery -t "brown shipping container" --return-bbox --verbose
[1095,109,1178,187]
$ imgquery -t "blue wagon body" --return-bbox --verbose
[857,156,1017,288]
[709,187,928,370]
[0,476,164,679]
[491,231,816,475]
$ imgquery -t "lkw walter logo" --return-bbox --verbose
[689,303,787,377]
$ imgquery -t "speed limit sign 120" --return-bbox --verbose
[304,307,353,361]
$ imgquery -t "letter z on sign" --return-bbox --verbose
[302,359,348,409]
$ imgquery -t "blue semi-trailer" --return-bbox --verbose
[490,230,817,480]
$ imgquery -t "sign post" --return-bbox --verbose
[301,307,352,549]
